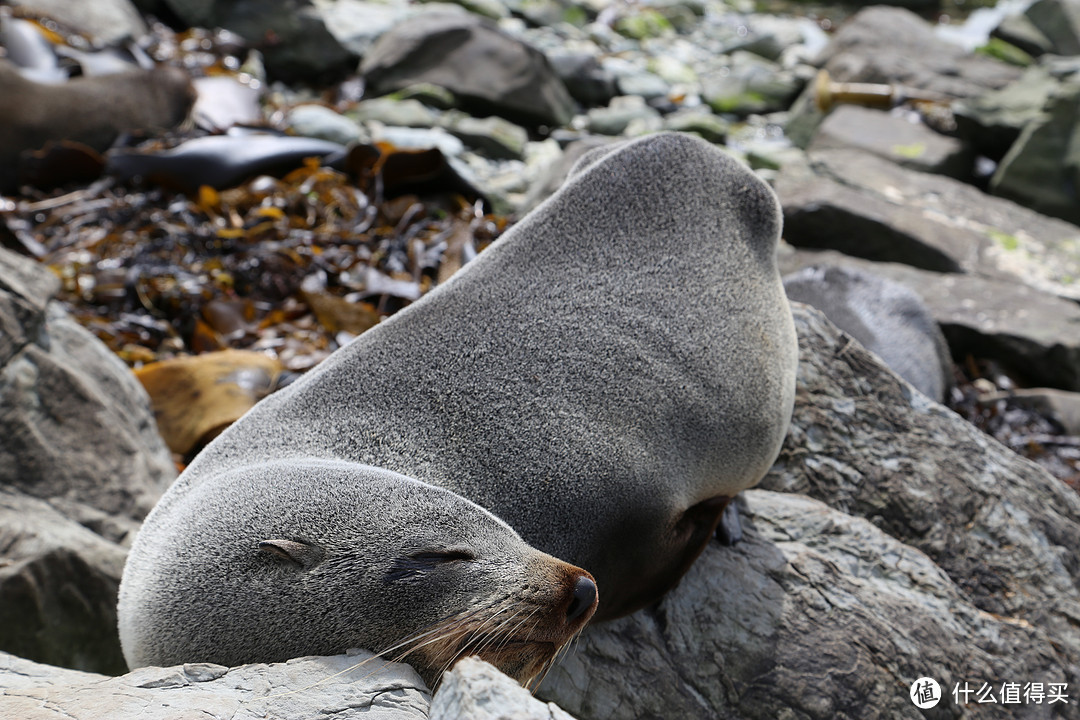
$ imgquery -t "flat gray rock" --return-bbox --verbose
[774,148,1080,301]
[537,304,1080,719]
[0,650,431,720]
[778,247,1080,392]
[810,105,971,178]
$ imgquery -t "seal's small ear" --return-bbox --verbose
[258,539,324,569]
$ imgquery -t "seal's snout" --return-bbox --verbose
[566,575,598,622]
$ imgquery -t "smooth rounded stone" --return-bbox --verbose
[774,147,1080,301]
[440,112,529,160]
[430,657,578,720]
[809,105,972,179]
[585,95,662,135]
[361,11,575,128]
[783,265,952,402]
[500,0,573,27]
[286,104,369,145]
[548,52,618,107]
[701,52,803,117]
[538,304,1080,719]
[612,68,670,100]
[646,54,697,85]
[7,0,147,45]
[953,65,1059,160]
[369,125,465,156]
[778,247,1080,393]
[661,107,729,143]
[614,8,676,40]
[1025,0,1080,55]
[308,0,414,57]
[721,14,811,62]
[0,488,129,674]
[990,80,1080,225]
[0,649,431,719]
[351,97,443,129]
[427,0,509,20]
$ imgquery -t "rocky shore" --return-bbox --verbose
[2,0,1079,717]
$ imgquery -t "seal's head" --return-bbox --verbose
[118,459,597,687]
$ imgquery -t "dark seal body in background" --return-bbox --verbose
[0,60,194,192]
[119,132,797,678]
[783,264,952,402]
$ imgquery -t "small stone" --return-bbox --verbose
[441,112,529,160]
[613,69,670,100]
[663,108,730,143]
[286,104,369,145]
[586,96,662,136]
[701,52,803,117]
[352,97,442,129]
[389,83,458,111]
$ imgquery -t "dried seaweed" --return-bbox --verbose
[5,154,505,371]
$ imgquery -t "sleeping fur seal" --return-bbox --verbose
[0,60,194,192]
[119,132,797,681]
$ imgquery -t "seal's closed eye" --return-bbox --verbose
[385,548,476,582]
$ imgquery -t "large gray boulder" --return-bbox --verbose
[1025,0,1080,56]
[360,12,575,128]
[0,489,129,674]
[0,247,174,672]
[537,304,1080,719]
[953,65,1059,161]
[990,80,1080,225]
[0,248,174,520]
[774,148,1080,301]
[817,6,1022,98]
[162,0,356,82]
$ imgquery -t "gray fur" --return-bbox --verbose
[119,132,798,671]
[783,265,952,401]
[119,460,553,676]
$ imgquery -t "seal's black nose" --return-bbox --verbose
[566,575,597,622]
